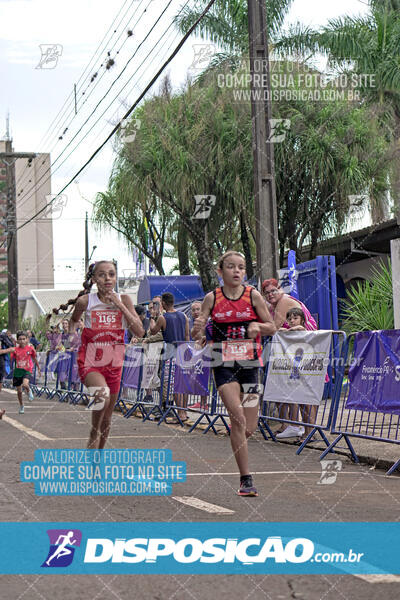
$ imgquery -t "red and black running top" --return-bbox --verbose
[210,286,262,362]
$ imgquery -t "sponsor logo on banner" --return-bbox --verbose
[42,529,82,567]
[263,331,331,405]
[346,330,400,414]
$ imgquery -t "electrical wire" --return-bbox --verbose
[15,0,149,199]
[3,0,217,245]
[15,0,175,213]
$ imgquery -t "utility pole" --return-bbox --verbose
[84,211,89,272]
[248,0,279,282]
[0,140,36,332]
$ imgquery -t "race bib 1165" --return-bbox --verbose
[91,310,122,330]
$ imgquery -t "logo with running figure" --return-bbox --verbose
[289,347,304,380]
[41,529,82,568]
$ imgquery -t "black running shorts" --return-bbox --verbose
[213,362,260,391]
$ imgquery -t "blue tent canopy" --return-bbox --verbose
[137,275,204,305]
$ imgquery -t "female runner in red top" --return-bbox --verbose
[50,261,144,449]
[192,251,276,497]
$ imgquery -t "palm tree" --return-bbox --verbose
[175,0,294,53]
[274,0,400,222]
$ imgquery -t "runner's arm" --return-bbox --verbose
[150,315,166,335]
[69,295,89,332]
[248,290,276,337]
[0,347,15,355]
[191,293,213,340]
[120,294,145,337]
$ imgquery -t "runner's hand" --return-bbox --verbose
[247,322,260,339]
[102,291,122,307]
[192,316,206,336]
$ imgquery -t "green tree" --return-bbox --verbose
[341,261,394,332]
[0,301,7,330]
[175,1,294,54]
[108,77,254,290]
[97,69,391,288]
[272,66,391,259]
[274,1,400,221]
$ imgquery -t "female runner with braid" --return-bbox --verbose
[49,261,144,448]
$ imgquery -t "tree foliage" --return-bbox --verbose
[274,1,400,220]
[341,261,394,332]
[94,68,392,286]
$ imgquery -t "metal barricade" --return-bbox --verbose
[259,330,347,453]
[160,342,218,430]
[320,331,400,475]
[120,344,165,421]
[67,352,85,405]
[31,352,48,396]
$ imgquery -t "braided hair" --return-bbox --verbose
[46,261,113,322]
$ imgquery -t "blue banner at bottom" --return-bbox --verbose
[0,522,398,574]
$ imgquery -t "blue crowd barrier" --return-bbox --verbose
[320,331,400,475]
[5,330,397,475]
[29,351,85,404]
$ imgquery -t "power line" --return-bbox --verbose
[3,0,217,245]
[15,0,175,214]
[12,1,189,228]
[15,0,149,200]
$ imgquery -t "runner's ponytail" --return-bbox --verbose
[46,263,96,322]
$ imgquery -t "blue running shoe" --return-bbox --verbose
[237,475,258,497]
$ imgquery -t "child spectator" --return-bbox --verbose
[277,307,318,443]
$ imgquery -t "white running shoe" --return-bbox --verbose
[276,425,305,439]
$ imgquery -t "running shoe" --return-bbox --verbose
[276,425,304,439]
[237,475,258,497]
[19,406,25,414]
[28,389,34,402]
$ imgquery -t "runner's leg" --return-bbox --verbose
[16,386,23,407]
[84,372,110,449]
[241,394,260,439]
[218,382,250,476]
[98,392,118,449]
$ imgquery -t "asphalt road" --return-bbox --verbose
[0,389,399,599]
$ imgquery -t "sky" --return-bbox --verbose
[0,0,370,289]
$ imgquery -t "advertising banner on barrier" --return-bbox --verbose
[174,343,211,395]
[263,331,331,405]
[141,342,163,390]
[345,330,400,414]
[56,352,71,383]
[46,350,59,386]
[122,346,143,389]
